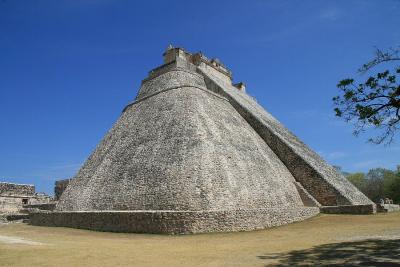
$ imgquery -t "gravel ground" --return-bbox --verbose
[0,212,399,266]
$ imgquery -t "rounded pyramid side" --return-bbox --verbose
[56,69,306,212]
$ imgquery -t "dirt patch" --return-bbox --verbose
[0,235,43,245]
[0,212,399,266]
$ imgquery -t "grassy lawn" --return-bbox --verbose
[0,212,399,266]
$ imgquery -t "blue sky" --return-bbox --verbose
[0,0,399,195]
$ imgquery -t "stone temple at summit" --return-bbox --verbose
[31,46,376,234]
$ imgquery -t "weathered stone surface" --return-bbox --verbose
[377,204,400,213]
[31,207,319,234]
[320,204,376,214]
[0,194,53,213]
[57,69,305,212]
[6,214,29,221]
[0,196,28,213]
[198,66,373,207]
[0,182,53,214]
[55,179,71,201]
[294,182,321,207]
[0,182,34,196]
[24,203,56,211]
[31,47,375,234]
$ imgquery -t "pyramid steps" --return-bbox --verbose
[198,66,374,211]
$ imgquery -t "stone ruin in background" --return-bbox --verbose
[0,182,54,223]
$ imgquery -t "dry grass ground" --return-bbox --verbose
[0,213,399,266]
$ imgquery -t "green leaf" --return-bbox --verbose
[337,79,354,88]
[334,108,342,117]
[344,90,355,100]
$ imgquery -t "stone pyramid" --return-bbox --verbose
[31,47,375,234]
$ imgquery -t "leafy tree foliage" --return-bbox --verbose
[345,165,400,203]
[384,166,400,204]
[364,168,387,202]
[333,47,400,145]
[347,172,366,190]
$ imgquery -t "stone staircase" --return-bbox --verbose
[293,181,321,207]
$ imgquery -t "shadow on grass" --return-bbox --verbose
[258,238,400,266]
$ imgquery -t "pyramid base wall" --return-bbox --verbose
[29,207,319,234]
[377,204,400,213]
[319,204,376,214]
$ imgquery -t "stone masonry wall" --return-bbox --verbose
[56,68,307,213]
[198,66,373,207]
[0,196,26,213]
[34,48,376,234]
[0,182,35,196]
[1,195,53,213]
[320,204,376,214]
[55,179,71,201]
[31,207,319,234]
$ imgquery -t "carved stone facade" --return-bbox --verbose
[0,182,34,196]
[0,182,52,214]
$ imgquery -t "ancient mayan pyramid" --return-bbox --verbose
[31,47,375,234]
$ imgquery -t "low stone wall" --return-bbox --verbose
[30,207,320,234]
[320,204,376,214]
[6,214,29,221]
[377,204,400,213]
[1,195,53,213]
[0,182,35,196]
[24,203,56,211]
[0,196,26,213]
